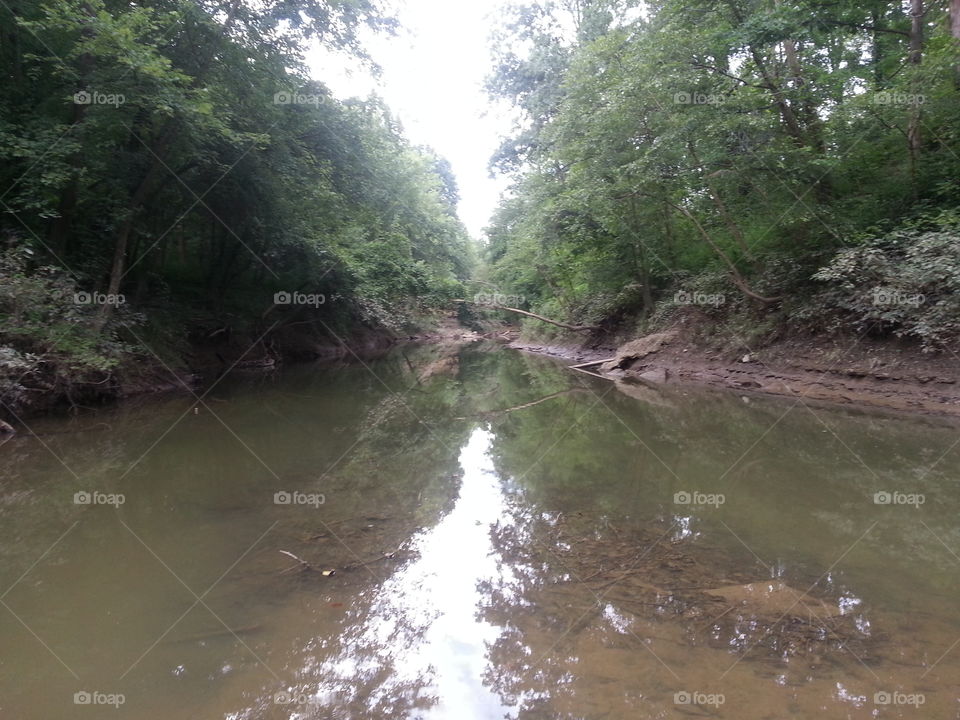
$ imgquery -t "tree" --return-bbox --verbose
[0,0,475,404]
[484,0,960,335]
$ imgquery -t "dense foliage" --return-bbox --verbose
[0,0,473,408]
[484,0,960,345]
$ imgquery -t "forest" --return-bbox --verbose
[484,0,960,350]
[3,3,960,718]
[2,0,960,413]
[0,0,473,411]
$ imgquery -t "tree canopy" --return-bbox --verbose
[0,0,475,406]
[484,0,960,344]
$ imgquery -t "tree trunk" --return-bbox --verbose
[909,0,924,64]
[748,46,807,147]
[93,123,178,333]
[687,141,755,263]
[950,0,960,82]
[782,38,826,155]
[644,194,780,304]
[871,9,883,87]
[627,195,654,318]
[907,0,924,198]
[48,177,79,256]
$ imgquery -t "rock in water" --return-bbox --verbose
[704,581,843,618]
[600,331,678,372]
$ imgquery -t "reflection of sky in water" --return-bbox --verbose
[312,426,519,718]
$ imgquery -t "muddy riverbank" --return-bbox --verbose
[6,312,958,430]
[511,330,960,418]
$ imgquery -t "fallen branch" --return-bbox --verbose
[278,549,314,574]
[569,358,615,369]
[452,300,599,332]
[279,550,335,577]
[456,389,588,419]
[167,624,262,644]
[339,546,405,572]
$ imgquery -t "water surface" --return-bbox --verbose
[1,343,958,718]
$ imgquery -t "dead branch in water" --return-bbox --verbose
[278,549,326,575]
[569,358,615,369]
[455,389,588,419]
[452,300,599,332]
[167,624,263,644]
[496,389,587,413]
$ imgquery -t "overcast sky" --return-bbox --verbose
[307,0,516,239]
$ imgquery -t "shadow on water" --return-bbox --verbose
[0,341,958,718]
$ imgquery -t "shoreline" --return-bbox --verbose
[5,322,958,429]
[0,327,402,427]
[510,333,960,419]
[0,320,504,430]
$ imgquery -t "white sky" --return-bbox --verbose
[307,0,517,239]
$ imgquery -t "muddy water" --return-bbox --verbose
[1,342,959,719]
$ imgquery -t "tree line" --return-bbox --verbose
[0,0,474,408]
[484,0,960,347]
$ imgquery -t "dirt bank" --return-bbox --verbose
[511,331,960,418]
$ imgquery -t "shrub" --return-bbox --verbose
[0,244,131,411]
[811,211,960,349]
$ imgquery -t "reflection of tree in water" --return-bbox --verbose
[7,346,960,718]
[277,619,440,718]
[476,505,878,717]
[267,423,518,719]
[480,356,960,615]
[478,514,568,717]
[0,402,169,570]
